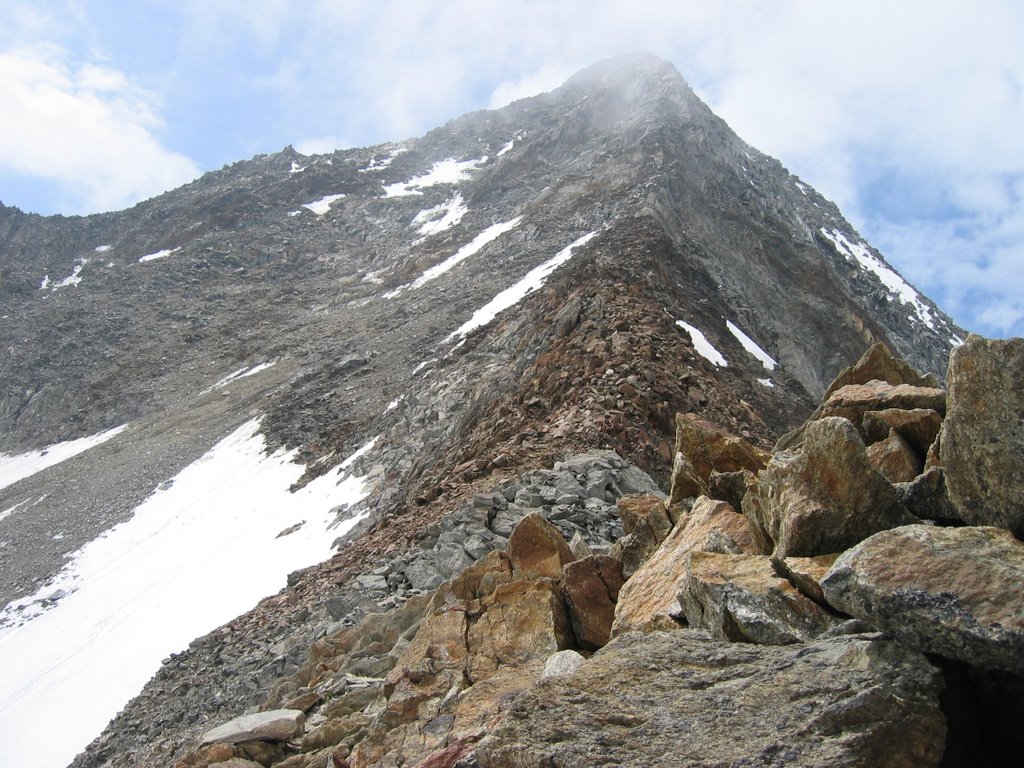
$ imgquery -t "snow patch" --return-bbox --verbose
[360,147,406,173]
[382,157,485,198]
[794,182,808,195]
[0,425,127,493]
[205,361,277,392]
[757,378,775,388]
[676,320,728,367]
[413,358,436,375]
[445,231,598,342]
[820,228,936,329]
[138,248,180,264]
[93,245,111,253]
[39,275,50,290]
[384,396,403,413]
[302,193,346,215]
[496,140,515,157]
[51,259,87,287]
[0,420,376,768]
[289,161,306,174]
[726,321,777,371]
[412,193,469,238]
[0,498,31,523]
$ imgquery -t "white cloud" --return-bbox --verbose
[0,46,199,213]
[488,63,576,109]
[294,135,350,155]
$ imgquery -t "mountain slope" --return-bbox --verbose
[0,54,964,768]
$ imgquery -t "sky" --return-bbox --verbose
[1,1,1022,339]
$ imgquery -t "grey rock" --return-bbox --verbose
[941,334,1024,536]
[477,630,945,768]
[541,650,586,678]
[822,524,1024,673]
[201,709,305,745]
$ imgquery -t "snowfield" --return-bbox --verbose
[0,420,376,768]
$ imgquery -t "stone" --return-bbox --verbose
[746,417,914,558]
[475,630,945,768]
[822,524,1024,672]
[567,531,593,559]
[706,468,752,512]
[672,413,769,485]
[862,407,942,455]
[866,429,921,483]
[611,496,761,635]
[940,334,1024,536]
[560,555,624,650]
[208,760,263,768]
[300,713,371,752]
[505,512,576,579]
[774,342,939,451]
[201,709,306,745]
[668,450,705,505]
[895,467,962,524]
[541,650,586,678]
[614,494,672,578]
[776,553,839,605]
[820,381,946,431]
[678,552,839,644]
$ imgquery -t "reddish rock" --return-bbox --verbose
[561,555,624,650]
[862,408,942,455]
[867,429,922,483]
[820,381,946,432]
[506,512,575,579]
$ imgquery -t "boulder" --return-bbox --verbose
[505,512,575,579]
[866,429,921,483]
[706,468,753,513]
[201,709,306,745]
[672,413,769,485]
[476,630,945,768]
[678,552,839,644]
[940,334,1024,536]
[895,467,962,524]
[822,525,1024,672]
[745,417,914,558]
[541,650,586,678]
[775,342,938,451]
[820,381,946,432]
[613,494,672,578]
[611,497,761,635]
[862,407,942,455]
[561,555,623,650]
[668,450,705,505]
[775,553,839,605]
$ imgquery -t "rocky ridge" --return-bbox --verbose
[74,335,1024,768]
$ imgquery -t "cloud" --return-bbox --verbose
[0,45,199,213]
[293,135,351,155]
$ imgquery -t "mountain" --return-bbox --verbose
[0,54,991,768]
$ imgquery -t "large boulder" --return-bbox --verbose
[561,554,624,650]
[745,417,914,558]
[940,334,1024,536]
[613,494,673,578]
[476,630,945,768]
[866,429,921,483]
[862,407,942,456]
[668,414,769,505]
[612,497,762,635]
[201,710,306,745]
[821,525,1024,672]
[505,512,576,579]
[677,552,839,644]
[820,381,946,433]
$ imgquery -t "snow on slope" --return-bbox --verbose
[726,320,777,371]
[676,320,728,367]
[302,193,346,215]
[0,420,376,768]
[412,194,469,238]
[446,231,598,342]
[0,425,127,493]
[820,228,936,329]
[382,157,485,197]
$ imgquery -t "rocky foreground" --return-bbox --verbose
[99,335,1022,768]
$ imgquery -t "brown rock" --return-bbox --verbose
[668,450,705,505]
[561,555,624,650]
[775,342,938,451]
[894,467,962,524]
[505,512,575,579]
[867,429,922,483]
[614,494,673,578]
[672,413,769,484]
[822,524,1024,673]
[466,577,574,681]
[776,553,839,605]
[820,381,946,431]
[862,407,942,455]
[940,334,1024,536]
[300,714,371,752]
[208,760,264,768]
[746,417,915,559]
[611,496,761,635]
[476,630,945,768]
[678,552,839,644]
[706,469,753,512]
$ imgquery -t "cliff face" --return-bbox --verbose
[0,55,977,768]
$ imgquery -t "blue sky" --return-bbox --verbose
[2,1,1022,338]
